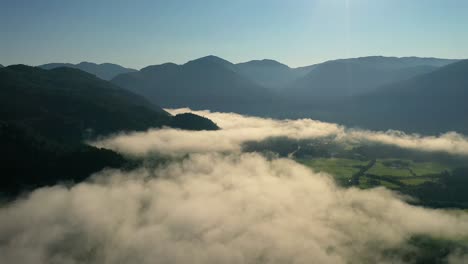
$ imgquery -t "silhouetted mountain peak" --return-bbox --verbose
[5,64,47,74]
[38,62,137,80]
[186,55,234,67]
[140,63,179,73]
[77,61,97,66]
[237,59,290,69]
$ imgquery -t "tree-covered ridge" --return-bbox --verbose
[0,65,218,143]
[0,122,127,196]
[0,65,218,196]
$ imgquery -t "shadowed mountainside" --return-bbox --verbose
[287,60,468,134]
[40,61,137,80]
[234,59,308,91]
[284,56,458,98]
[348,59,468,133]
[0,65,218,196]
[111,55,276,113]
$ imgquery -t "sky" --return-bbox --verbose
[1,0,468,69]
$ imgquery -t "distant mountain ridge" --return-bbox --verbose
[285,56,459,97]
[235,59,308,91]
[351,59,468,133]
[39,61,137,80]
[288,60,468,134]
[226,56,458,93]
[37,56,458,93]
[111,55,276,113]
[33,55,466,134]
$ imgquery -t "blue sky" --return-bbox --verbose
[1,0,467,69]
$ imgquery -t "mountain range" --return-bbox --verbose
[20,54,467,135]
[348,59,468,133]
[0,65,218,142]
[39,61,137,80]
[234,59,310,91]
[108,55,466,134]
[0,65,218,196]
[2,55,468,195]
[110,55,459,98]
[284,56,458,98]
[111,55,277,113]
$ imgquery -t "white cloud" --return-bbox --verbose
[3,108,468,263]
[91,108,468,156]
[1,153,468,264]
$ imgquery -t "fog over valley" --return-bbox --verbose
[3,150,468,263]
[2,109,468,263]
[2,1,468,263]
[94,108,468,157]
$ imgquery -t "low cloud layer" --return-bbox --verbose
[92,108,468,156]
[3,109,468,263]
[2,153,468,264]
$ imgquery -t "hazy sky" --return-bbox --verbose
[1,0,468,69]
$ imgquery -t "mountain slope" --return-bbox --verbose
[0,121,127,196]
[343,60,468,133]
[0,65,175,143]
[235,59,307,91]
[0,65,218,196]
[286,56,458,98]
[112,56,275,113]
[39,61,137,80]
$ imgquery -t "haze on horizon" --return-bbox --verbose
[1,0,468,69]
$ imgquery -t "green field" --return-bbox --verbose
[298,157,452,188]
[297,158,369,184]
[359,176,401,189]
[364,159,450,187]
[367,159,448,177]
[411,162,449,176]
[367,159,413,177]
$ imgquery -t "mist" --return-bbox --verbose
[2,153,468,264]
[92,108,468,156]
[2,108,468,263]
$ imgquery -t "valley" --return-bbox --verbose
[243,137,468,208]
[2,1,468,263]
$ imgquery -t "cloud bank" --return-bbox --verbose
[1,153,468,264]
[92,108,468,156]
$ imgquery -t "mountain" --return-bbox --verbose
[111,55,275,113]
[0,64,3,68]
[235,59,308,91]
[1,65,170,142]
[1,65,219,142]
[169,113,219,131]
[39,61,137,80]
[350,59,468,133]
[179,56,456,95]
[285,56,458,98]
[0,65,218,196]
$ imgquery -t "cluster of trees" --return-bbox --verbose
[0,122,127,196]
[405,168,468,208]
